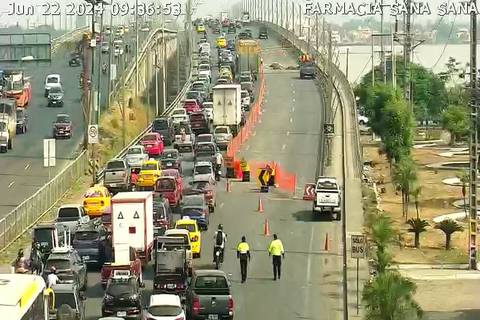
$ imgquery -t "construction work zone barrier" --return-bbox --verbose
[303,183,316,200]
[248,160,296,195]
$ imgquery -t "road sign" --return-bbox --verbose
[351,234,366,259]
[43,139,56,167]
[88,125,99,144]
[303,183,316,200]
[324,123,334,137]
[258,169,268,186]
[133,211,140,219]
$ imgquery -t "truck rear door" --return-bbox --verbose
[316,188,339,206]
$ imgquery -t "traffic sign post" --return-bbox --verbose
[88,125,99,144]
[43,139,56,180]
[323,123,334,138]
[351,234,366,314]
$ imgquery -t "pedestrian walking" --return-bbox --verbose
[268,234,285,280]
[236,236,251,283]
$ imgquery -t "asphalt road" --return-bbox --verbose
[79,25,345,319]
[0,28,149,218]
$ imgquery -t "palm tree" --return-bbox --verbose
[371,214,395,253]
[409,185,422,219]
[407,218,429,248]
[435,219,464,250]
[363,271,423,320]
[392,156,417,221]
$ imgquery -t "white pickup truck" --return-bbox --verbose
[312,177,341,220]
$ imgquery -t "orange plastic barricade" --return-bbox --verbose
[303,183,316,200]
[234,160,243,179]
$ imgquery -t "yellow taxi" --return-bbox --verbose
[219,68,233,81]
[197,24,205,33]
[83,185,111,217]
[174,217,201,258]
[136,159,162,190]
[216,36,226,48]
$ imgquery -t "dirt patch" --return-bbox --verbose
[363,143,470,264]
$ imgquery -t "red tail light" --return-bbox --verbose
[228,295,234,312]
[191,235,199,242]
[192,297,200,314]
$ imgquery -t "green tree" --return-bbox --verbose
[407,218,429,248]
[370,214,396,274]
[363,271,423,320]
[392,156,417,220]
[441,105,469,145]
[435,219,464,250]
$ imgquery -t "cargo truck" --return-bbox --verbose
[236,39,260,77]
[212,84,242,136]
[111,192,154,263]
[0,98,16,151]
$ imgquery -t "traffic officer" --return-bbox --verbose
[236,236,251,283]
[268,234,285,280]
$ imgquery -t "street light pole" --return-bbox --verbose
[135,0,139,98]
[162,16,167,114]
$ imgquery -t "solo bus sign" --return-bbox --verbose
[351,234,366,259]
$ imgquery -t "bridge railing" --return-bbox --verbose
[0,27,187,253]
[257,20,363,176]
[51,26,89,54]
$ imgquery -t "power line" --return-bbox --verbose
[429,15,457,70]
[354,56,372,84]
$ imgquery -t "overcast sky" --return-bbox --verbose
[0,0,470,28]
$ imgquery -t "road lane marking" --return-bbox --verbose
[290,117,293,123]
[246,145,250,150]
[292,97,295,102]
[292,90,295,95]
[303,225,315,315]
[252,131,256,136]
[24,164,30,170]
[281,144,286,150]
[8,181,15,188]
[292,106,295,112]
[286,131,290,136]
[220,203,224,209]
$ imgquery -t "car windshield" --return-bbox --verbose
[54,292,76,309]
[148,305,182,317]
[163,150,178,158]
[142,163,157,171]
[33,229,52,244]
[57,207,79,221]
[303,62,315,68]
[106,281,136,296]
[156,179,175,190]
[176,223,196,232]
[190,114,205,122]
[142,134,157,142]
[0,122,6,132]
[74,231,99,241]
[56,115,70,123]
[183,196,204,206]
[47,77,59,84]
[197,135,212,142]
[84,190,104,198]
[127,147,142,155]
[198,65,210,71]
[191,181,209,190]
[153,119,168,130]
[49,86,62,94]
[172,109,185,115]
[194,276,228,288]
[196,145,214,154]
[45,259,70,270]
[195,165,212,175]
[107,160,125,169]
[215,127,229,134]
[186,92,199,99]
[240,75,250,82]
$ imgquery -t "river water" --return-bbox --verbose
[335,44,474,84]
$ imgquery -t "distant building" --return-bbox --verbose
[456,28,469,42]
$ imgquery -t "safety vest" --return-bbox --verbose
[237,242,250,254]
[268,239,284,256]
[240,160,250,172]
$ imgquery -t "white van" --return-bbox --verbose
[44,74,61,97]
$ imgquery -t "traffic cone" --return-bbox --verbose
[324,233,329,251]
[226,180,231,192]
[257,196,264,212]
[263,218,271,236]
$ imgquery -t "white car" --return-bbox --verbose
[171,114,188,124]
[0,119,10,152]
[193,161,215,184]
[171,108,187,117]
[45,74,61,97]
[143,294,185,320]
[198,64,211,79]
[125,145,148,167]
[241,90,251,109]
[358,115,369,125]
[203,102,213,121]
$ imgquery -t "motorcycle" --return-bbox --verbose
[215,164,222,181]
[102,63,108,74]
[214,246,223,269]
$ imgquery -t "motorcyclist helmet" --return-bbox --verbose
[50,266,56,273]
[218,224,223,230]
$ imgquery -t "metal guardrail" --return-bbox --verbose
[51,26,89,54]
[0,27,188,252]
[258,21,363,176]
[96,73,193,181]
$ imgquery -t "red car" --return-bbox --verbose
[161,169,183,195]
[141,132,164,156]
[183,99,201,114]
[155,176,181,208]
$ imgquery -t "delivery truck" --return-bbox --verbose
[236,39,260,76]
[111,192,154,263]
[212,84,242,136]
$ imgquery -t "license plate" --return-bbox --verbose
[147,145,153,148]
[117,311,126,317]
[59,130,64,133]
[167,162,172,166]
[167,283,176,289]
[208,315,218,320]
[110,183,117,187]
[83,256,90,260]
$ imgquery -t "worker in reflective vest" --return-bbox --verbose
[268,234,285,280]
[236,236,251,283]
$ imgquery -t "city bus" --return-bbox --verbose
[0,273,54,320]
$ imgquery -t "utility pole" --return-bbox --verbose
[280,0,283,28]
[391,28,396,89]
[346,48,349,81]
[298,4,302,37]
[96,11,104,122]
[292,3,295,46]
[155,45,159,116]
[162,16,167,114]
[380,0,386,84]
[371,35,375,86]
[176,38,180,92]
[469,0,478,271]
[285,0,289,30]
[404,0,412,106]
[315,14,319,54]
[276,0,279,26]
[106,13,113,109]
[135,0,139,98]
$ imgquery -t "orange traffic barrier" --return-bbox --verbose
[226,180,231,192]
[324,233,329,251]
[257,196,264,212]
[263,218,271,236]
[303,183,316,200]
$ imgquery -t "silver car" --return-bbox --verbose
[125,145,149,167]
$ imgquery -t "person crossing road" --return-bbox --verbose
[236,236,251,283]
[268,234,285,280]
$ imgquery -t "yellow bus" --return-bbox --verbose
[0,273,54,320]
